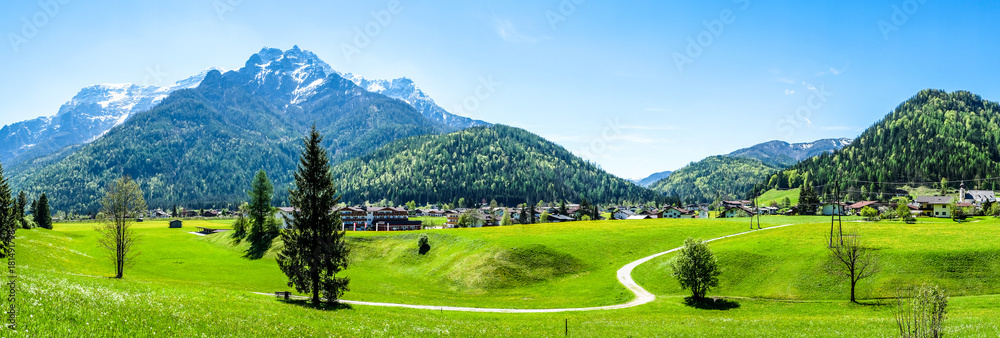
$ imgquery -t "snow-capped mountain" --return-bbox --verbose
[236,46,489,129]
[342,75,489,129]
[0,46,487,166]
[0,69,218,165]
[726,138,853,168]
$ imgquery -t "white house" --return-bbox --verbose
[915,196,953,218]
[663,206,694,219]
[613,209,635,220]
[720,206,752,218]
[626,214,652,220]
[821,203,848,216]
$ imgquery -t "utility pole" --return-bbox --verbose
[829,172,844,248]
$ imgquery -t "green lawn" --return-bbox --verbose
[757,188,800,206]
[411,216,447,227]
[635,218,1000,302]
[8,216,999,336]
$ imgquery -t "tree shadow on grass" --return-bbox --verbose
[280,298,354,311]
[852,298,894,308]
[684,297,741,310]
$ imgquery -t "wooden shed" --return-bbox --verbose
[169,220,183,228]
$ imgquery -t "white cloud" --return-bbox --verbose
[493,19,546,43]
[784,89,795,95]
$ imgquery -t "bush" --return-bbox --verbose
[894,284,948,338]
[669,237,720,300]
[418,234,430,255]
[861,206,879,221]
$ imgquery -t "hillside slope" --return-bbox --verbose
[648,156,778,203]
[12,61,444,212]
[783,89,1000,193]
[330,125,658,206]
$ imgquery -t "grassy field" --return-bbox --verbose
[411,216,447,227]
[757,188,800,206]
[7,216,999,336]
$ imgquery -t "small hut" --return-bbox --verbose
[169,220,183,228]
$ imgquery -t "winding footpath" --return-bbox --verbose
[256,223,797,313]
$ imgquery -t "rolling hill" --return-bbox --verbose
[648,156,778,203]
[330,125,658,206]
[779,89,1000,195]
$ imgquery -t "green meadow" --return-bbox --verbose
[8,216,1000,336]
[757,188,801,206]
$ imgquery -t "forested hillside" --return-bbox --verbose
[778,89,1000,195]
[330,125,659,206]
[10,68,444,212]
[648,156,778,203]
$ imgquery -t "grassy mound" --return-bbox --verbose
[350,233,585,291]
[634,219,1000,301]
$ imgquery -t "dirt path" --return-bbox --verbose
[255,223,797,313]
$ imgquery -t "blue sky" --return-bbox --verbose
[2,0,1000,179]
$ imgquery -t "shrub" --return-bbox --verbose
[861,206,879,221]
[418,234,430,255]
[894,284,948,338]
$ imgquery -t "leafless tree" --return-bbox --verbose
[96,176,146,279]
[827,228,880,303]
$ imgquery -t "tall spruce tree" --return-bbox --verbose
[36,193,52,230]
[0,165,16,259]
[277,126,350,304]
[244,170,277,259]
[15,191,27,227]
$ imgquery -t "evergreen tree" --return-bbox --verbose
[528,201,536,224]
[559,200,567,216]
[518,204,528,224]
[36,193,53,230]
[0,164,16,259]
[245,170,277,259]
[15,191,27,226]
[277,126,350,304]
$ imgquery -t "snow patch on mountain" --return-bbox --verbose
[0,68,221,164]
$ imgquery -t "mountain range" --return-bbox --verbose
[0,46,487,168]
[646,138,852,203]
[6,47,641,212]
[727,138,852,168]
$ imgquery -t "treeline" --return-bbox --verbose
[330,125,659,206]
[777,89,1000,195]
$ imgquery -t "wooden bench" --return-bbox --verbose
[275,291,291,300]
